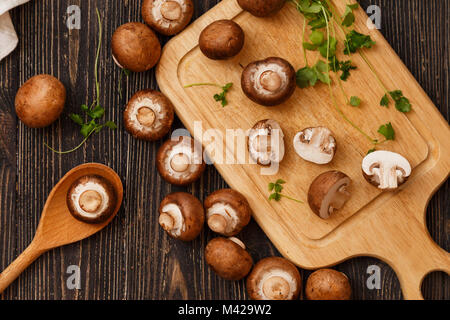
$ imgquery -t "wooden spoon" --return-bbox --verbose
[0,163,123,294]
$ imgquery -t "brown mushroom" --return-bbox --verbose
[204,189,252,236]
[241,57,296,106]
[237,0,286,17]
[308,171,351,219]
[123,89,174,141]
[293,127,337,164]
[248,119,285,166]
[159,192,204,241]
[305,269,352,300]
[15,74,66,128]
[111,22,161,72]
[205,237,253,280]
[156,136,206,186]
[199,20,245,60]
[142,0,194,35]
[67,175,117,224]
[246,257,301,300]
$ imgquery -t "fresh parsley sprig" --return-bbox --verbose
[184,82,233,107]
[268,179,304,204]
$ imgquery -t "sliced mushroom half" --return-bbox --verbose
[308,171,351,219]
[293,127,337,164]
[362,150,411,190]
[204,189,252,236]
[157,136,206,186]
[241,57,296,106]
[246,257,301,300]
[124,89,174,141]
[248,119,285,166]
[159,192,204,241]
[142,0,194,35]
[67,175,117,224]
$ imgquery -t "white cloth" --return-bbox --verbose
[0,0,30,61]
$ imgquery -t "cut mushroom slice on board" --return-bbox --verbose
[293,127,337,164]
[158,192,204,241]
[123,89,174,141]
[142,0,194,36]
[248,119,285,166]
[246,257,301,300]
[204,189,252,236]
[66,175,117,224]
[308,171,352,219]
[157,135,206,186]
[362,150,411,190]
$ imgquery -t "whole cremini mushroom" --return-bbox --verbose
[142,0,194,35]
[362,150,411,190]
[241,57,296,106]
[67,175,117,224]
[111,22,161,72]
[123,89,174,141]
[246,257,301,300]
[248,119,285,166]
[156,136,206,186]
[293,127,337,164]
[305,269,352,300]
[204,189,252,236]
[199,20,245,60]
[159,192,204,241]
[205,237,253,280]
[15,74,66,128]
[308,171,351,219]
[237,0,286,17]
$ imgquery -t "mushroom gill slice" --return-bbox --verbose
[246,257,301,300]
[293,127,337,164]
[362,150,411,190]
[248,119,285,166]
[241,57,296,106]
[123,89,174,141]
[205,237,253,280]
[142,0,194,36]
[67,175,117,224]
[156,136,206,186]
[159,192,204,241]
[237,0,286,17]
[308,171,351,219]
[204,189,252,236]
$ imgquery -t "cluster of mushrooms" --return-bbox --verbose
[10,0,414,300]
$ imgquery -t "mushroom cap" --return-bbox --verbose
[15,74,66,128]
[156,136,206,186]
[142,0,194,36]
[199,20,245,60]
[67,175,117,224]
[205,237,253,280]
[237,0,286,17]
[248,119,285,166]
[305,269,352,300]
[123,89,174,141]
[362,150,411,190]
[204,189,252,236]
[246,257,301,300]
[241,57,296,106]
[308,171,351,219]
[159,192,204,241]
[111,22,161,72]
[293,127,337,164]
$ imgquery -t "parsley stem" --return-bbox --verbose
[93,8,102,110]
[280,194,304,204]
[44,130,94,154]
[358,49,390,95]
[302,17,308,66]
[184,83,222,88]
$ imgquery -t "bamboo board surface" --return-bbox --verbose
[156,0,450,299]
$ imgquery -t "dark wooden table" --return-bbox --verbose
[0,0,448,300]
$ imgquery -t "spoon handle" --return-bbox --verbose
[0,240,45,294]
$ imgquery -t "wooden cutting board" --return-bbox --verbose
[156,0,450,299]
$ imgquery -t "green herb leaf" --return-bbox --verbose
[303,42,318,51]
[341,4,359,27]
[276,179,286,185]
[378,122,395,140]
[89,105,105,119]
[268,182,275,191]
[69,113,84,126]
[81,104,89,112]
[367,148,376,154]
[296,66,317,88]
[394,96,412,113]
[344,30,376,54]
[314,60,331,84]
[350,96,361,107]
[319,37,337,58]
[80,121,97,138]
[310,30,325,45]
[105,121,117,129]
[380,94,389,107]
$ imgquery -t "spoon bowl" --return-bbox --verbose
[0,163,123,294]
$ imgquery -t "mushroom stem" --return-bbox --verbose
[263,276,290,300]
[161,1,182,20]
[260,71,282,92]
[136,107,156,127]
[79,190,102,213]
[170,153,190,172]
[207,214,227,234]
[159,212,175,231]
[228,237,246,249]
